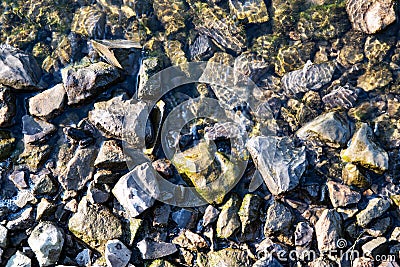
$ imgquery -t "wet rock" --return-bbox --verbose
[137,238,177,260]
[297,112,352,148]
[346,0,396,34]
[95,140,127,170]
[153,0,187,35]
[189,35,216,61]
[9,170,28,190]
[0,224,7,248]
[264,201,294,236]
[198,248,251,267]
[28,222,64,266]
[364,36,392,65]
[238,194,262,235]
[105,239,131,267]
[315,209,343,254]
[5,251,31,267]
[275,42,314,76]
[282,60,336,94]
[295,222,314,249]
[0,86,15,126]
[112,162,155,218]
[356,197,391,227]
[216,194,241,239]
[357,64,392,92]
[233,52,270,84]
[172,209,194,229]
[58,146,97,191]
[246,136,307,195]
[61,62,120,105]
[366,216,390,237]
[22,116,56,145]
[68,197,122,252]
[202,205,220,227]
[327,181,361,208]
[28,84,66,119]
[172,229,208,251]
[341,123,389,173]
[361,237,387,258]
[228,0,269,23]
[342,163,370,188]
[164,40,188,72]
[6,206,35,230]
[0,45,42,90]
[0,130,16,160]
[89,94,149,142]
[322,84,358,110]
[71,6,106,38]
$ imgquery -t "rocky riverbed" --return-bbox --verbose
[0,0,400,266]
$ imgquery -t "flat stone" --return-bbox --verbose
[28,221,64,266]
[0,86,15,126]
[61,62,119,105]
[0,224,8,248]
[5,251,31,267]
[341,123,389,174]
[327,181,361,208]
[361,237,387,258]
[247,136,307,195]
[356,197,391,227]
[264,201,294,236]
[22,116,56,144]
[172,229,208,251]
[6,207,34,230]
[0,45,41,90]
[315,209,343,254]
[94,140,127,170]
[137,238,177,260]
[216,194,241,239]
[28,84,66,119]
[105,239,131,267]
[297,112,352,148]
[112,162,155,218]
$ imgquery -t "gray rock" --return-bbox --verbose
[61,62,119,105]
[295,222,314,248]
[94,140,127,170]
[341,123,389,174]
[5,251,31,267]
[172,209,194,229]
[112,162,155,218]
[137,238,177,260]
[28,84,66,119]
[361,237,387,258]
[238,194,262,234]
[58,146,97,191]
[297,112,352,148]
[172,229,208,251]
[28,222,64,266]
[216,194,241,239]
[31,171,57,196]
[0,86,15,126]
[75,249,92,266]
[366,216,390,237]
[315,209,343,254]
[346,0,396,34]
[327,181,361,208]
[246,136,307,195]
[14,190,37,208]
[153,204,171,226]
[22,116,56,144]
[202,205,220,227]
[6,206,34,230]
[322,85,358,110]
[87,181,110,204]
[356,198,391,227]
[264,201,294,236]
[9,170,28,190]
[0,224,7,248]
[0,45,41,90]
[105,239,131,267]
[36,198,56,221]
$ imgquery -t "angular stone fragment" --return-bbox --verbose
[246,136,307,195]
[198,248,251,267]
[356,197,391,227]
[315,209,343,254]
[327,181,361,208]
[22,116,56,145]
[137,238,177,260]
[295,222,313,248]
[0,86,15,126]
[172,229,208,251]
[361,237,387,258]
[0,45,42,90]
[238,194,261,234]
[105,239,131,267]
[202,205,220,226]
[216,194,241,239]
[28,84,66,119]
[341,123,388,173]
[28,222,64,266]
[322,85,358,110]
[9,170,28,190]
[5,251,31,267]
[112,162,155,218]
[342,163,370,188]
[264,201,294,236]
[94,140,127,170]
[6,207,34,230]
[61,62,120,105]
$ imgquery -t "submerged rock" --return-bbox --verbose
[189,35,216,61]
[246,136,307,195]
[341,123,388,173]
[28,84,66,119]
[0,86,15,126]
[71,6,106,38]
[228,0,269,23]
[322,85,358,110]
[153,0,187,35]
[61,62,120,105]
[0,45,42,90]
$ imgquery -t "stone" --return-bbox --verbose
[9,170,28,190]
[189,35,216,61]
[253,255,283,267]
[337,207,358,220]
[0,86,15,126]
[76,249,92,266]
[0,130,16,160]
[137,238,178,260]
[342,163,370,188]
[94,140,127,170]
[202,205,220,227]
[0,45,42,90]
[164,40,188,74]
[153,204,171,226]
[315,209,343,254]
[238,194,262,234]
[14,190,37,208]
[346,0,396,34]
[153,0,186,35]
[0,224,8,248]
[28,84,66,119]
[356,198,391,227]
[357,64,392,92]
[148,259,175,267]
[36,198,57,221]
[246,136,307,195]
[172,229,208,251]
[366,216,390,237]
[112,162,155,218]
[22,116,56,144]
[228,0,269,23]
[352,257,374,267]
[71,6,106,38]
[58,146,97,191]
[94,169,121,184]
[322,85,358,110]
[5,251,31,267]
[198,248,251,267]
[327,181,361,208]
[297,112,352,148]
[28,221,64,266]
[68,197,122,252]
[390,227,400,241]
[61,62,120,105]
[216,194,241,239]
[31,172,57,196]
[264,201,294,236]
[361,237,387,258]
[295,222,313,248]
[6,207,34,230]
[172,209,194,229]
[87,182,110,204]
[233,52,270,84]
[341,123,389,173]
[105,239,131,267]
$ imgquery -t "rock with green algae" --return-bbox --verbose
[216,194,241,239]
[357,64,392,92]
[341,163,370,188]
[238,193,262,235]
[197,248,251,267]
[0,130,16,160]
[364,36,393,66]
[275,42,315,76]
[341,123,388,174]
[18,144,51,172]
[153,0,187,36]
[68,197,123,253]
[228,0,269,23]
[71,6,106,38]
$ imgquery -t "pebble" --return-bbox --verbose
[105,239,131,267]
[9,170,28,190]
